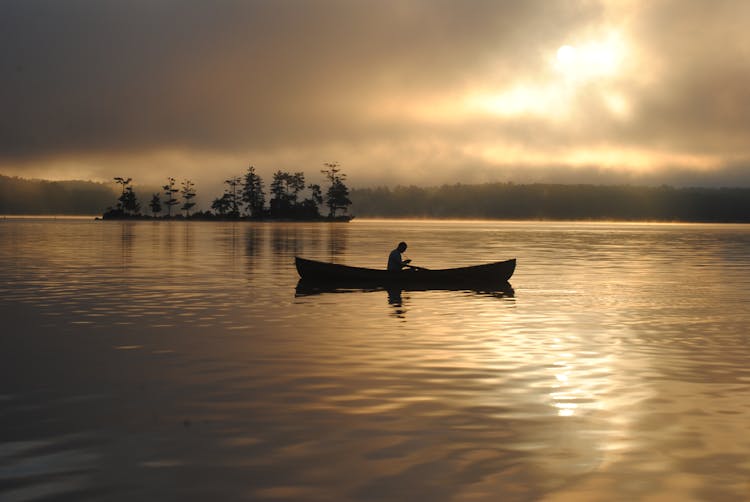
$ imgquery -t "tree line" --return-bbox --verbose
[350,183,750,222]
[4,173,750,222]
[0,175,114,215]
[104,163,352,220]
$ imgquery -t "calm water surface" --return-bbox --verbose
[1,219,749,501]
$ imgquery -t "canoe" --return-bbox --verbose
[295,256,516,287]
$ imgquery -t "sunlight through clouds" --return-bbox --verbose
[553,32,626,81]
[2,0,750,187]
[468,28,630,121]
[465,84,572,119]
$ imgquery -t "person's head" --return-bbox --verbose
[397,241,407,252]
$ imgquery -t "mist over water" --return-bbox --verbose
[1,219,749,500]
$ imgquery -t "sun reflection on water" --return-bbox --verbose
[2,219,750,500]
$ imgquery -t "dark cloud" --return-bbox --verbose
[0,0,598,156]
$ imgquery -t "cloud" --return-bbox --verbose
[1,0,749,188]
[0,1,585,150]
[616,0,750,155]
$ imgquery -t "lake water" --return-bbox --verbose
[1,218,749,501]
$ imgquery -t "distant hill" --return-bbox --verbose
[0,175,116,215]
[351,183,750,222]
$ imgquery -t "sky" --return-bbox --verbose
[2,0,750,195]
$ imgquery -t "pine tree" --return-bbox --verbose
[321,162,352,217]
[288,172,305,205]
[162,177,179,217]
[120,186,141,215]
[149,193,162,216]
[113,177,132,212]
[269,170,289,217]
[308,183,323,207]
[211,194,231,216]
[270,171,287,202]
[181,179,196,217]
[241,165,265,218]
[224,176,242,217]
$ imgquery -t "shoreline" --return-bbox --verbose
[1,214,749,224]
[98,214,354,222]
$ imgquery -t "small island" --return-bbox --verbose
[101,162,353,221]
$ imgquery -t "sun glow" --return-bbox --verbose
[467,31,628,120]
[556,45,577,66]
[553,33,625,81]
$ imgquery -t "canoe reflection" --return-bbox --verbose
[387,288,407,319]
[294,279,514,299]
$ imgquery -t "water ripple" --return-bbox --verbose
[1,219,750,500]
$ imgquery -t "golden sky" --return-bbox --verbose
[2,0,750,191]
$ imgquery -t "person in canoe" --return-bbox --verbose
[387,241,412,271]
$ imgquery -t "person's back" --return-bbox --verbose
[387,242,410,271]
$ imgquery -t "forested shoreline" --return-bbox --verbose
[2,174,750,222]
[351,183,750,222]
[0,175,115,215]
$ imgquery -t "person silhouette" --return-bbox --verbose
[387,241,411,271]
